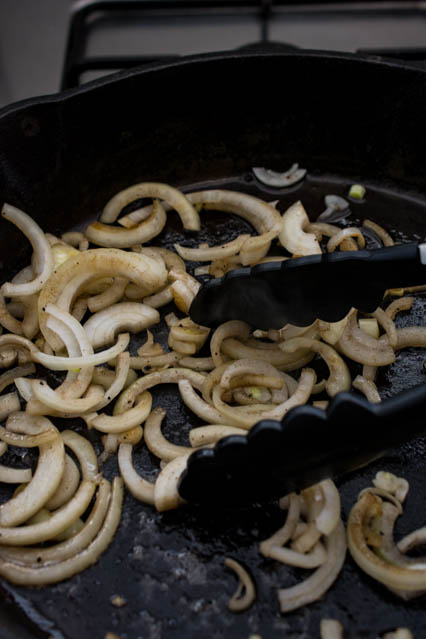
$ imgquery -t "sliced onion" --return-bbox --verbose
[280,338,351,397]
[61,430,99,480]
[143,407,193,462]
[83,302,159,349]
[385,296,414,321]
[279,201,321,256]
[86,199,167,248]
[87,277,128,313]
[252,164,306,188]
[45,454,80,510]
[177,356,214,371]
[86,391,152,434]
[320,619,345,639]
[32,333,129,371]
[178,379,227,424]
[30,381,105,416]
[327,228,365,252]
[221,337,314,372]
[224,557,256,612]
[174,234,250,262]
[1,204,53,297]
[0,392,21,421]
[189,424,247,447]
[0,464,32,484]
[0,363,35,394]
[154,453,189,512]
[129,351,180,372]
[363,219,394,246]
[118,443,155,505]
[338,310,395,367]
[0,478,122,585]
[278,520,346,613]
[210,320,250,367]
[264,541,327,568]
[352,375,381,403]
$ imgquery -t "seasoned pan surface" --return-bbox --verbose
[1,169,426,639]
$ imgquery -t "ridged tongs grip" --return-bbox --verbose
[190,242,426,328]
[178,382,426,505]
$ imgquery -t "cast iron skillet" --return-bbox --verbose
[1,50,426,638]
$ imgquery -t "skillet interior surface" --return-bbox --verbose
[1,51,426,638]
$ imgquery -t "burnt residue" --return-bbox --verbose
[1,173,426,638]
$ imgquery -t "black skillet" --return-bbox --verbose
[1,49,426,638]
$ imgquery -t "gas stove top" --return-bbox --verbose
[1,0,426,109]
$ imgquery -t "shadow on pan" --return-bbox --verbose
[1,50,426,638]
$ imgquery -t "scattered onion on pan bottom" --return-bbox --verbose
[0,173,424,634]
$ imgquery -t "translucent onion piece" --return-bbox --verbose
[118,443,155,505]
[84,302,159,349]
[93,366,137,391]
[278,520,346,613]
[144,407,193,462]
[315,480,341,535]
[210,320,250,367]
[0,426,64,527]
[394,326,426,350]
[0,465,32,484]
[338,310,395,366]
[363,219,394,246]
[320,619,345,639]
[94,352,130,411]
[37,248,166,350]
[178,379,227,424]
[86,199,167,248]
[129,351,180,372]
[352,375,381,403]
[116,368,206,409]
[280,338,351,396]
[327,228,365,253]
[239,226,282,266]
[373,471,408,503]
[32,333,130,370]
[252,164,306,188]
[143,286,174,309]
[279,201,321,256]
[347,491,426,591]
[318,317,349,345]
[154,454,189,512]
[174,234,250,262]
[0,478,122,585]
[264,541,327,568]
[221,337,314,372]
[224,557,256,612]
[61,430,99,481]
[100,182,200,230]
[0,392,21,421]
[0,363,35,394]
[87,391,152,434]
[372,308,397,348]
[0,294,23,335]
[87,277,128,313]
[45,454,80,510]
[1,204,53,297]
[61,231,88,250]
[220,358,284,391]
[178,356,214,371]
[385,296,414,321]
[31,381,105,416]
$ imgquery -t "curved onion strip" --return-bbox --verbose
[45,454,81,511]
[385,296,414,321]
[0,363,35,394]
[118,443,155,505]
[185,189,282,234]
[279,201,321,256]
[253,164,306,188]
[0,442,6,457]
[115,368,206,411]
[86,199,167,248]
[0,425,57,449]
[154,453,189,512]
[86,391,152,434]
[20,295,39,340]
[394,326,426,350]
[0,427,64,527]
[320,619,344,639]
[224,557,256,612]
[327,228,365,252]
[0,465,32,484]
[174,234,250,262]
[0,478,122,585]
[178,356,214,371]
[352,375,381,402]
[129,351,180,372]
[0,480,110,564]
[0,480,95,546]
[1,204,53,297]
[143,407,193,462]
[372,308,397,349]
[37,248,166,350]
[221,337,314,371]
[260,493,301,557]
[0,295,24,335]
[0,334,38,355]
[280,338,351,397]
[239,224,282,266]
[278,520,346,613]
[93,366,137,390]
[61,430,99,480]
[220,358,284,391]
[84,302,159,349]
[348,491,426,591]
[178,379,228,424]
[373,471,408,503]
[100,182,200,230]
[87,277,128,313]
[0,393,21,421]
[93,352,130,411]
[338,310,395,366]
[264,541,327,568]
[143,286,174,308]
[32,333,129,371]
[314,480,341,536]
[363,219,394,246]
[398,527,426,554]
[31,381,104,416]
[136,246,186,273]
[189,425,247,447]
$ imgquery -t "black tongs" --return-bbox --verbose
[177,242,426,506]
[189,242,426,329]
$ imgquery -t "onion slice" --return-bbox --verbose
[118,443,155,505]
[224,557,256,612]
